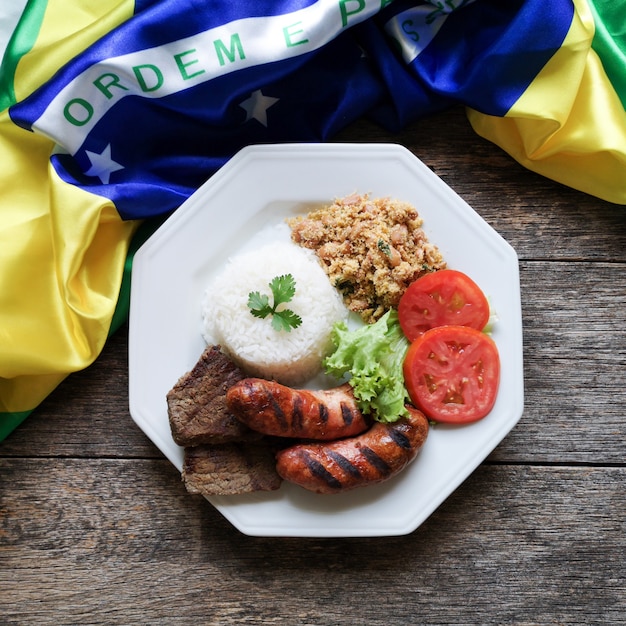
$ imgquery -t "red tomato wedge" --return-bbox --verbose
[398,269,490,341]
[403,325,500,424]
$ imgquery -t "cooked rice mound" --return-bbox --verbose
[201,241,348,386]
[289,193,447,322]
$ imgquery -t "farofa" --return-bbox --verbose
[288,193,446,322]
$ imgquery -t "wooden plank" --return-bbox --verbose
[491,259,626,463]
[1,459,624,624]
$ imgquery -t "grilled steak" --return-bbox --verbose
[167,345,261,446]
[182,442,282,495]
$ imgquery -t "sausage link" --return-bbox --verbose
[275,406,429,493]
[226,379,371,440]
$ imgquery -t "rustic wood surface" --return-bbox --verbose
[1,107,625,625]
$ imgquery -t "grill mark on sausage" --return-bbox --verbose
[340,402,355,426]
[302,450,343,490]
[318,402,329,425]
[259,382,287,430]
[360,446,392,476]
[326,449,362,480]
[389,427,411,450]
[291,395,304,433]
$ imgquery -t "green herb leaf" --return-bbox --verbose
[247,274,302,332]
[269,274,297,306]
[271,309,303,332]
[377,239,391,256]
[247,291,271,318]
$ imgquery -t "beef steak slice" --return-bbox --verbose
[182,442,282,495]
[167,345,261,446]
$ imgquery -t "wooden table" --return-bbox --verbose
[2,107,625,625]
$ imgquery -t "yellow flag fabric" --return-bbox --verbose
[0,0,140,436]
[468,0,626,203]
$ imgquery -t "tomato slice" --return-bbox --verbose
[403,325,500,424]
[398,269,490,341]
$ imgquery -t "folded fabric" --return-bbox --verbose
[1,0,624,439]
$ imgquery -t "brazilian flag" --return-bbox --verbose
[1,0,624,440]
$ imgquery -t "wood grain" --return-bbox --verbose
[1,460,624,624]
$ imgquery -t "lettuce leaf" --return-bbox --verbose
[323,309,410,423]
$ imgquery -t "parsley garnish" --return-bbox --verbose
[377,239,391,256]
[247,274,303,332]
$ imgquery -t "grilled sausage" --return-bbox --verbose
[226,379,371,440]
[275,406,429,493]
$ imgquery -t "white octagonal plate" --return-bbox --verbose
[128,143,524,537]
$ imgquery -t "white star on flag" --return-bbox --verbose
[84,144,125,184]
[239,89,279,127]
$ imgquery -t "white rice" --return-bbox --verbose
[201,241,348,386]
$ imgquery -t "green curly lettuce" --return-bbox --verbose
[323,309,410,423]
